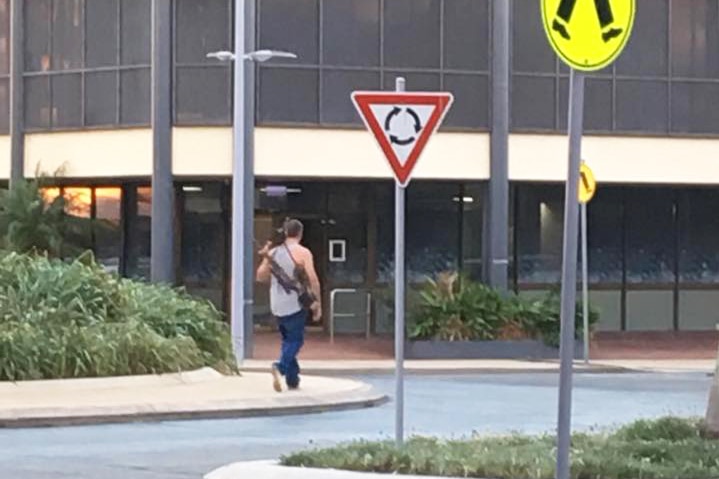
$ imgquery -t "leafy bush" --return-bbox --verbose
[0,252,235,380]
[282,417,719,479]
[409,272,599,346]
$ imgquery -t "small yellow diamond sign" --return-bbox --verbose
[578,161,596,204]
[541,0,635,71]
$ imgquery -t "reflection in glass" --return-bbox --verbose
[126,186,152,280]
[679,190,719,284]
[94,187,122,274]
[516,185,564,284]
[625,189,675,284]
[181,184,226,308]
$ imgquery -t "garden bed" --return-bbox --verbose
[282,417,719,479]
[405,339,582,360]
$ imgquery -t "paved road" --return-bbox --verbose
[0,373,711,479]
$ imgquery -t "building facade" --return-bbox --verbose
[2,0,719,335]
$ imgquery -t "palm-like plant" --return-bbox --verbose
[0,179,66,256]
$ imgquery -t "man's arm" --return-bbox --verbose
[300,248,322,320]
[302,249,321,300]
[255,243,272,283]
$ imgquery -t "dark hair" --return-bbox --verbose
[284,218,304,238]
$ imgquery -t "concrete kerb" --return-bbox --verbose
[240,360,634,376]
[0,369,388,429]
[205,460,459,479]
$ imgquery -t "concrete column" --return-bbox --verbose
[9,0,24,187]
[241,0,256,357]
[485,0,510,291]
[150,0,175,283]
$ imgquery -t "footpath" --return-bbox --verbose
[0,359,713,428]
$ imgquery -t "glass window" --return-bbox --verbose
[85,71,118,126]
[94,187,122,274]
[586,188,623,284]
[679,189,719,284]
[86,0,118,68]
[444,0,489,71]
[558,77,612,132]
[616,0,668,76]
[615,80,668,133]
[461,183,484,281]
[515,184,564,285]
[322,0,379,67]
[326,183,367,284]
[258,67,319,123]
[511,75,556,130]
[375,182,394,283]
[383,0,440,69]
[443,73,489,129]
[175,67,231,124]
[51,0,83,70]
[181,183,227,308]
[671,82,719,134]
[321,70,380,124]
[120,68,150,125]
[25,0,52,72]
[406,182,461,282]
[63,186,93,254]
[51,73,81,128]
[120,0,151,65]
[125,185,152,280]
[512,0,555,73]
[625,188,676,284]
[671,0,719,78]
[259,0,318,64]
[25,76,51,129]
[0,0,10,74]
[176,0,230,64]
[0,77,8,133]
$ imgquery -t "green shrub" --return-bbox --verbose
[508,289,600,348]
[409,272,599,347]
[0,252,235,380]
[282,417,719,479]
[410,273,507,341]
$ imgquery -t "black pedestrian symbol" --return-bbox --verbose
[385,107,422,146]
[552,0,623,43]
[580,171,593,193]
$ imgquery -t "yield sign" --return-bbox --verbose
[352,92,453,186]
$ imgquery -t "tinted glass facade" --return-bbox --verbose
[6,0,719,135]
[512,184,719,331]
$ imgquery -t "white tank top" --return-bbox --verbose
[270,244,302,317]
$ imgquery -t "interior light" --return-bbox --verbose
[182,186,203,192]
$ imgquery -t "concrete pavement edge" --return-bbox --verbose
[204,460,456,479]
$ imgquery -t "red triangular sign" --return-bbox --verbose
[352,92,454,186]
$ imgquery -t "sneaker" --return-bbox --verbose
[552,19,571,40]
[602,27,623,42]
[271,365,282,393]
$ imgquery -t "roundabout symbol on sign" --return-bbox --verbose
[385,107,422,146]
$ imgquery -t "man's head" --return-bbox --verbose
[284,218,304,240]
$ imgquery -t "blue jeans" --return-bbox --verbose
[275,309,306,388]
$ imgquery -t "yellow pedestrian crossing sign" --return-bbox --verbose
[578,161,596,204]
[541,0,635,71]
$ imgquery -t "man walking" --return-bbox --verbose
[256,219,321,392]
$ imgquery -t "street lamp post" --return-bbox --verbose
[207,34,296,365]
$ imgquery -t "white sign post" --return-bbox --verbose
[352,81,452,446]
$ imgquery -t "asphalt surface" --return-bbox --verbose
[0,372,712,479]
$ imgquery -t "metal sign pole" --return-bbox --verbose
[556,69,585,479]
[394,76,406,447]
[581,201,589,364]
